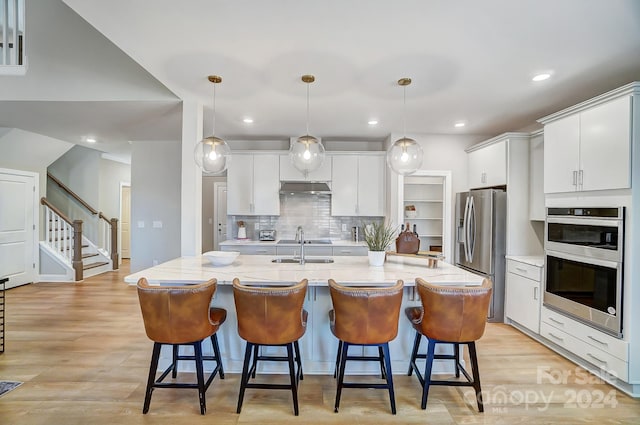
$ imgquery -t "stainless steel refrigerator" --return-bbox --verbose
[455,188,506,322]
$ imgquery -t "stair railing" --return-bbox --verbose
[47,172,119,270]
[41,197,83,281]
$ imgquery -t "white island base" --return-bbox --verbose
[125,255,484,375]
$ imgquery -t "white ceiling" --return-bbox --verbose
[3,0,640,152]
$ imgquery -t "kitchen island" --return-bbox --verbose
[125,255,484,375]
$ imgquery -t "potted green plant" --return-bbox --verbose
[363,221,397,266]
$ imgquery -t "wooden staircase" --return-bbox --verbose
[40,172,119,282]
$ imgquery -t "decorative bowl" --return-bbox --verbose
[203,251,239,266]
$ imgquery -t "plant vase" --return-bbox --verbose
[368,250,386,267]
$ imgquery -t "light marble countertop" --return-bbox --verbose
[505,255,544,267]
[124,255,484,287]
[219,239,367,247]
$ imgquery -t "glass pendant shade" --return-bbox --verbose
[194,136,231,174]
[386,137,423,175]
[194,75,230,175]
[290,74,324,176]
[290,135,325,174]
[386,77,423,175]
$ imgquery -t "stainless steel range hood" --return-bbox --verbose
[279,181,331,195]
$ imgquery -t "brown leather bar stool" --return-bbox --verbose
[232,278,308,416]
[328,279,404,414]
[406,278,492,412]
[137,278,226,415]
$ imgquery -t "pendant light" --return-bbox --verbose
[194,75,231,174]
[386,77,423,175]
[290,74,325,177]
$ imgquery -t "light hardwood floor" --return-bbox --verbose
[1,261,639,424]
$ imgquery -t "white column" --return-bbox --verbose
[181,100,203,256]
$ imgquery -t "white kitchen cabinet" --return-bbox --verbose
[528,132,545,221]
[227,153,280,215]
[505,259,542,334]
[332,246,367,256]
[541,94,632,194]
[331,154,385,217]
[467,140,506,189]
[279,154,332,181]
[220,245,276,255]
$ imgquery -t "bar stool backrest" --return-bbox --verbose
[137,278,218,344]
[232,279,308,345]
[328,279,404,344]
[414,278,493,342]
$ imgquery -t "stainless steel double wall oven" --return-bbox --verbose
[544,207,625,337]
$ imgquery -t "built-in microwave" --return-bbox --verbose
[544,207,624,338]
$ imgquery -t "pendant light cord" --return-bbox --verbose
[212,83,217,137]
[403,84,407,139]
[306,82,310,136]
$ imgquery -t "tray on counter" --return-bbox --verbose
[386,251,444,268]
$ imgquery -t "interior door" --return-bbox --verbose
[0,170,37,289]
[120,185,131,259]
[214,183,227,250]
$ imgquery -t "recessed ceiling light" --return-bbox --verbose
[454,122,465,128]
[368,120,378,125]
[243,118,254,124]
[86,138,97,143]
[532,73,551,82]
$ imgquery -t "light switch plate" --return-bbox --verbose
[341,224,347,231]
[137,221,145,228]
[153,220,163,228]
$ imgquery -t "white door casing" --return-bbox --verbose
[0,168,38,288]
[213,182,227,250]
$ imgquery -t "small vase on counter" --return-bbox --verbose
[363,221,397,267]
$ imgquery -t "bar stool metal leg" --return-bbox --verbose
[408,331,421,376]
[210,334,225,379]
[421,339,437,410]
[194,341,207,414]
[286,343,300,416]
[143,342,161,414]
[469,342,483,412]
[172,344,179,378]
[237,342,253,414]
[382,343,396,414]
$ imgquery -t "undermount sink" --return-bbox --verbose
[277,239,332,245]
[271,257,334,264]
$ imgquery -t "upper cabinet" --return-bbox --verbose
[331,154,385,216]
[279,154,332,181]
[227,153,280,215]
[529,131,544,221]
[539,84,638,194]
[467,140,507,189]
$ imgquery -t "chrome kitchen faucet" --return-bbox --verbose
[295,226,305,265]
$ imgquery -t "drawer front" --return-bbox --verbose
[276,246,332,256]
[227,245,276,255]
[332,246,368,256]
[540,322,628,381]
[541,307,627,362]
[507,259,541,281]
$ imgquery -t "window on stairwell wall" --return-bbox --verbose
[0,0,26,75]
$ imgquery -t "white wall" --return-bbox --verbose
[0,0,176,102]
[130,140,181,272]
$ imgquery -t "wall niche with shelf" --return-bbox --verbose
[401,175,445,251]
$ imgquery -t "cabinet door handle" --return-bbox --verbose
[533,286,538,300]
[548,332,564,342]
[578,169,584,188]
[586,352,607,365]
[548,317,565,326]
[515,267,528,273]
[572,170,577,186]
[587,335,609,347]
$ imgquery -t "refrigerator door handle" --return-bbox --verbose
[462,196,471,262]
[468,196,476,261]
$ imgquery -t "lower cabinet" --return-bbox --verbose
[505,259,542,334]
[332,246,367,256]
[220,245,276,255]
[276,246,332,257]
[540,307,628,381]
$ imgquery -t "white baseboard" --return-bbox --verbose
[38,274,75,283]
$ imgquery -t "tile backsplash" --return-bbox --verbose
[228,194,383,241]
